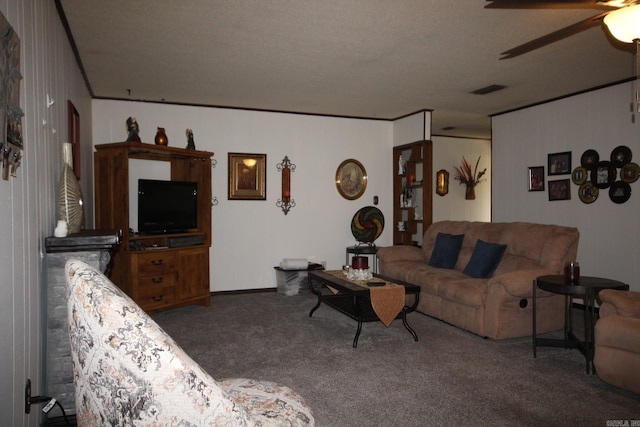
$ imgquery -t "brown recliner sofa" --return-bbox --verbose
[378,221,580,339]
[594,289,640,394]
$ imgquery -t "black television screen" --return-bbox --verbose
[138,179,198,234]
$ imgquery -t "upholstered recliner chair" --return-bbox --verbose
[594,289,640,394]
[65,259,315,426]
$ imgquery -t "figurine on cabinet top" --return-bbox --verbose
[186,128,196,150]
[126,117,141,142]
[398,155,405,175]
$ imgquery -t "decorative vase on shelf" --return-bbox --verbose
[155,127,168,146]
[465,184,476,200]
[57,142,84,235]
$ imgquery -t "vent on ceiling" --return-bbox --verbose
[471,84,507,95]
[442,126,456,131]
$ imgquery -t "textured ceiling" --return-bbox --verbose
[58,0,636,139]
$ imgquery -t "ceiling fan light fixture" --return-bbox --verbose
[604,5,640,43]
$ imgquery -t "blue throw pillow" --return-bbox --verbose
[428,232,464,269]
[463,239,507,278]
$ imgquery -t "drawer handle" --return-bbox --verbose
[151,259,163,265]
[152,295,164,302]
[152,277,163,284]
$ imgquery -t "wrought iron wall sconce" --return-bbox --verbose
[276,155,296,215]
[436,169,449,196]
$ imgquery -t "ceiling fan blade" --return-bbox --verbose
[487,1,596,9]
[500,11,609,59]
[486,0,621,9]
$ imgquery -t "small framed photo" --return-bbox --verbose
[548,151,571,175]
[580,149,599,170]
[228,153,267,200]
[571,166,587,185]
[590,160,617,189]
[528,166,545,191]
[621,162,640,184]
[548,179,571,201]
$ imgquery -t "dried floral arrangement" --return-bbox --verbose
[453,156,486,187]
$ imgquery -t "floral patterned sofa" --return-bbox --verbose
[65,259,314,426]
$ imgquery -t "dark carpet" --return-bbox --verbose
[153,291,639,426]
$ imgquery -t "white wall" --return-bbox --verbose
[432,136,492,222]
[0,1,93,425]
[393,110,430,144]
[493,81,639,291]
[92,100,393,291]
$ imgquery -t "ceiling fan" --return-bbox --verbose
[486,0,640,59]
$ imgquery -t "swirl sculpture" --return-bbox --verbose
[351,206,384,244]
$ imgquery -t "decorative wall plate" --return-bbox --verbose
[609,181,631,204]
[610,145,632,168]
[571,166,587,185]
[590,160,617,189]
[620,162,640,184]
[578,182,598,204]
[580,149,599,170]
[351,206,384,243]
[336,159,367,200]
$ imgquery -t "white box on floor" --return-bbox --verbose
[274,264,324,296]
[274,268,311,296]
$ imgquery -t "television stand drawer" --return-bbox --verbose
[133,252,176,276]
[138,285,176,311]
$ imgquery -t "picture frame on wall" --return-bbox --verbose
[548,151,571,175]
[68,100,81,180]
[228,153,267,200]
[528,166,544,191]
[571,166,587,185]
[335,158,368,200]
[590,160,617,189]
[548,179,571,201]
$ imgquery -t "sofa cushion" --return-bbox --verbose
[428,232,464,269]
[463,239,507,278]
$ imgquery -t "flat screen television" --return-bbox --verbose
[138,179,198,234]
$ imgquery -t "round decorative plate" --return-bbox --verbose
[578,182,598,204]
[351,206,384,243]
[620,162,640,184]
[580,149,599,170]
[590,160,617,189]
[609,181,631,204]
[610,145,632,168]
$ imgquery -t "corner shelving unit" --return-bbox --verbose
[393,140,433,245]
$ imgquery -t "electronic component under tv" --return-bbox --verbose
[138,179,198,234]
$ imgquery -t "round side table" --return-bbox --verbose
[533,275,628,374]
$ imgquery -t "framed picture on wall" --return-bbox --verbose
[228,153,267,200]
[548,179,571,201]
[590,160,617,189]
[548,151,571,175]
[528,166,544,191]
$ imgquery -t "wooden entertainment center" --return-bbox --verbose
[94,141,213,313]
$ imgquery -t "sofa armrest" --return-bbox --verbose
[377,245,424,264]
[599,289,640,319]
[488,269,557,298]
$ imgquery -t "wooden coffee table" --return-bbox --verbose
[307,270,420,347]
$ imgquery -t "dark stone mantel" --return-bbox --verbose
[43,229,121,418]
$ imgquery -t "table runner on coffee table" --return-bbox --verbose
[325,270,405,327]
